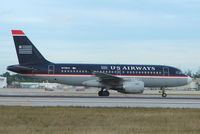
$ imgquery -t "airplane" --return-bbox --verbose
[7,30,192,97]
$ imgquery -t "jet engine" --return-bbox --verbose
[118,81,144,94]
[82,80,103,87]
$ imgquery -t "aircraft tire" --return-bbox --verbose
[104,91,110,96]
[98,90,109,96]
[98,91,103,96]
[162,93,167,98]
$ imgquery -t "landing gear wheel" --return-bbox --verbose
[162,93,167,97]
[98,90,103,96]
[103,91,110,96]
[160,87,167,98]
[98,90,110,96]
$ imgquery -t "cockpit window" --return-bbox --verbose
[176,70,183,75]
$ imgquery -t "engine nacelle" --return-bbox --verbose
[82,80,103,87]
[119,81,144,94]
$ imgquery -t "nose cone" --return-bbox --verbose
[187,76,192,84]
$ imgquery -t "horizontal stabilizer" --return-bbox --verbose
[7,65,36,73]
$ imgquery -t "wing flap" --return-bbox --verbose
[92,72,123,87]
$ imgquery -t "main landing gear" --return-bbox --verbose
[160,87,167,98]
[98,88,110,96]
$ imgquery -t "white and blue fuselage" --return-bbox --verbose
[8,30,192,97]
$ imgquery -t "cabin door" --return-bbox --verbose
[163,67,169,76]
[48,65,55,74]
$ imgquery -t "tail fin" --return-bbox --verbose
[11,30,50,65]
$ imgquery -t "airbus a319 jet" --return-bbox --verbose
[7,30,192,97]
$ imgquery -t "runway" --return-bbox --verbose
[0,95,200,108]
[1,88,200,108]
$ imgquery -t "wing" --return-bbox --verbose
[92,72,123,87]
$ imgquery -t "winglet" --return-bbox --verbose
[11,30,25,36]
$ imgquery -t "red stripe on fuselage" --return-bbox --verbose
[20,73,188,77]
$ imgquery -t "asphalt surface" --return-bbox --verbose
[0,94,200,108]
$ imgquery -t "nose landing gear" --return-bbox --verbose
[160,87,167,98]
[162,92,167,97]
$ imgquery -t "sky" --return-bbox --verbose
[0,0,200,74]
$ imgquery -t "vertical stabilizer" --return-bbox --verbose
[11,30,50,65]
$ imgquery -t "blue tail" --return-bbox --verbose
[11,30,50,65]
